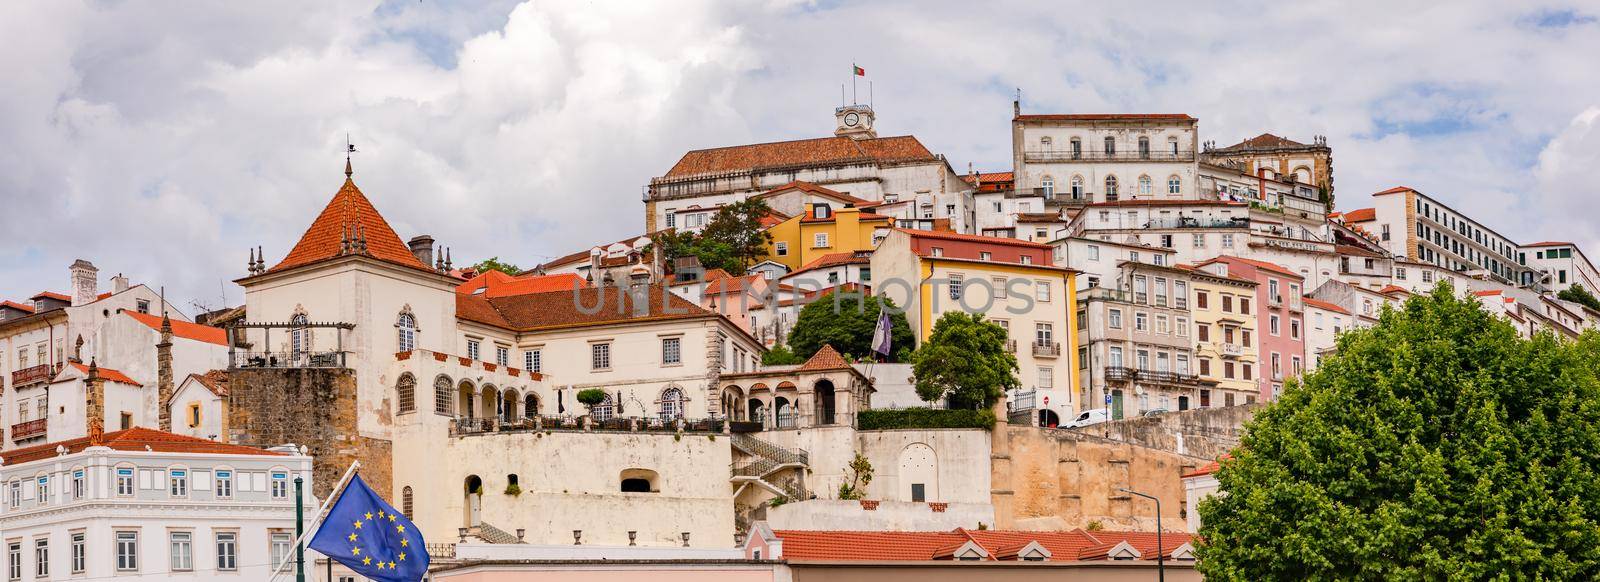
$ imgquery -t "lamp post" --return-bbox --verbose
[1117,487,1164,582]
[294,476,305,582]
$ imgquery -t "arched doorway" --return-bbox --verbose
[815,380,836,426]
[774,397,795,428]
[480,386,500,423]
[501,390,518,423]
[898,443,938,502]
[1038,409,1061,428]
[463,475,483,526]
[523,394,539,418]
[457,381,476,419]
[721,385,744,420]
[747,399,766,427]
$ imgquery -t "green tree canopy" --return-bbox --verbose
[652,197,775,274]
[786,292,913,362]
[1197,283,1600,580]
[909,311,1018,409]
[471,256,522,276]
[1558,283,1600,312]
[761,343,806,366]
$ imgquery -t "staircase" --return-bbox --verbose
[475,521,524,544]
[731,434,810,500]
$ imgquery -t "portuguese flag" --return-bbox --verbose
[853,64,865,76]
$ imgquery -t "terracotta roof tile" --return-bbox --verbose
[1379,285,1411,296]
[456,285,714,332]
[0,300,35,313]
[457,271,590,298]
[1341,207,1376,222]
[186,370,231,398]
[268,178,428,274]
[662,136,936,179]
[123,311,228,346]
[796,345,852,372]
[1,427,285,466]
[537,233,655,270]
[32,291,71,302]
[1015,113,1195,122]
[772,528,1193,562]
[1372,186,1415,196]
[704,274,766,296]
[899,228,1051,249]
[1523,241,1573,247]
[1301,297,1350,315]
[1211,133,1309,151]
[65,362,139,386]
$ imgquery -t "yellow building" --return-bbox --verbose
[1181,265,1261,407]
[761,182,893,271]
[871,229,1081,426]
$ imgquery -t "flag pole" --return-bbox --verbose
[268,460,362,582]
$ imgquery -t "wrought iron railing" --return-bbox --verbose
[1023,149,1196,163]
[1009,389,1037,412]
[1104,366,1136,381]
[230,350,347,369]
[448,414,724,437]
[10,365,52,388]
[1033,341,1061,357]
[1145,218,1249,229]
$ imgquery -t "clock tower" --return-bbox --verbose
[834,104,877,140]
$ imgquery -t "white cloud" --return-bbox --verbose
[1,0,1598,310]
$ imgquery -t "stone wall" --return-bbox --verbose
[992,425,1198,532]
[227,367,393,500]
[1074,404,1258,460]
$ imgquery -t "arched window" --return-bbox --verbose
[1040,175,1055,197]
[289,313,309,357]
[659,387,686,420]
[1070,176,1084,199]
[1103,136,1116,156]
[396,311,417,353]
[523,394,539,418]
[396,374,416,414]
[1168,175,1182,195]
[1104,175,1120,201]
[593,393,616,422]
[402,486,414,519]
[1040,136,1053,149]
[1138,175,1152,196]
[1137,136,1150,158]
[620,469,659,493]
[433,375,453,416]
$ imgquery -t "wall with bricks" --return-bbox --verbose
[227,367,393,500]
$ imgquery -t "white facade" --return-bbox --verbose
[0,434,312,581]
[1012,112,1200,205]
[1523,243,1600,294]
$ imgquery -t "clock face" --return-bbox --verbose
[844,112,859,127]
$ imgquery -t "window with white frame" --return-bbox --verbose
[115,531,139,571]
[169,532,193,572]
[1221,234,1234,248]
[215,532,236,571]
[1036,322,1053,346]
[396,312,417,352]
[1038,367,1053,389]
[1087,245,1100,261]
[592,343,612,370]
[169,469,188,497]
[992,277,1007,299]
[775,241,788,256]
[1109,309,1123,329]
[1036,280,1052,302]
[1108,346,1124,368]
[813,233,830,248]
[662,337,682,365]
[215,470,233,498]
[70,534,84,574]
[271,471,289,499]
[35,475,48,506]
[116,467,134,496]
[32,540,45,578]
[1135,312,1148,331]
[1168,175,1181,195]
[524,349,542,373]
[270,533,292,573]
[1176,316,1189,337]
[6,542,17,581]
[1138,175,1152,196]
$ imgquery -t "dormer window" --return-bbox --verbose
[813,204,832,219]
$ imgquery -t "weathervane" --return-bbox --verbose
[345,133,357,178]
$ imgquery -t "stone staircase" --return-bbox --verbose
[731,434,809,500]
[475,521,524,544]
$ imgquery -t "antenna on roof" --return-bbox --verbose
[345,134,357,178]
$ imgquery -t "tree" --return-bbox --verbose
[471,256,522,276]
[787,292,913,362]
[1197,283,1600,580]
[652,198,775,274]
[909,311,1017,409]
[761,344,806,366]
[575,388,608,415]
[836,453,875,500]
[1559,283,1600,312]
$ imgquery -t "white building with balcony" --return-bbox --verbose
[1010,106,1200,206]
[0,427,311,581]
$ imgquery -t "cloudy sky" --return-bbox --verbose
[2,0,1598,313]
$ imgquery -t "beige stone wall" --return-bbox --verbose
[993,424,1196,531]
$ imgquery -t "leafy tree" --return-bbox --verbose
[1197,283,1600,580]
[471,256,522,276]
[787,292,913,362]
[652,198,775,274]
[836,453,874,500]
[575,388,608,414]
[761,343,806,366]
[910,311,1017,409]
[1559,283,1600,312]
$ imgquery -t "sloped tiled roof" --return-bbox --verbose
[900,228,1051,249]
[537,233,655,270]
[122,311,228,346]
[0,300,35,313]
[1,427,284,466]
[1301,297,1350,315]
[1211,133,1308,151]
[1341,208,1376,222]
[1202,255,1301,279]
[268,178,428,274]
[456,270,589,298]
[796,345,852,372]
[32,291,71,302]
[64,362,139,386]
[757,181,877,207]
[1524,241,1573,247]
[772,528,1194,561]
[704,274,766,296]
[1372,186,1415,196]
[788,252,872,278]
[1015,113,1195,122]
[662,136,937,179]
[185,370,231,398]
[456,285,714,332]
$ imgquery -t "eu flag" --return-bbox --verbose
[309,473,430,582]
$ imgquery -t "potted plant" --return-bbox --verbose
[576,388,608,415]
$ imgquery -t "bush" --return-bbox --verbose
[856,408,996,430]
[576,388,608,410]
[504,483,522,496]
[762,344,805,366]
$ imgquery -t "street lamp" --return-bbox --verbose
[1117,487,1164,582]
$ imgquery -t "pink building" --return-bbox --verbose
[1195,256,1306,400]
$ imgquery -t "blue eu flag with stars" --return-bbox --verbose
[309,473,429,582]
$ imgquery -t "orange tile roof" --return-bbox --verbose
[773,528,1193,561]
[758,181,877,207]
[1015,113,1195,122]
[1181,453,1232,478]
[66,361,139,386]
[0,300,34,313]
[1523,241,1572,247]
[796,345,852,372]
[456,285,715,332]
[1301,297,1349,315]
[457,270,589,298]
[538,233,655,270]
[1203,255,1301,279]
[899,228,1051,249]
[704,274,765,296]
[1379,285,1411,296]
[1474,290,1504,297]
[1372,186,1415,196]
[123,311,228,346]
[789,252,871,277]
[268,178,429,274]
[1,427,285,466]
[184,370,231,398]
[663,136,936,178]
[1335,244,1381,258]
[1341,207,1376,222]
[1211,133,1309,151]
[32,291,71,302]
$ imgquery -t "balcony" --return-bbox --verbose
[10,418,46,442]
[1023,149,1196,163]
[1145,217,1250,229]
[1004,339,1018,353]
[10,364,53,388]
[1137,370,1206,386]
[449,415,725,437]
[1032,341,1061,358]
[1104,366,1136,381]
[1269,294,1283,307]
[1221,343,1244,357]
[1288,297,1304,312]
[231,350,348,369]
[1082,288,1134,303]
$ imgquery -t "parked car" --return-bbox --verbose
[1065,408,1110,428]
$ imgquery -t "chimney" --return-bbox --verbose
[86,359,106,444]
[157,313,175,432]
[70,259,99,306]
[111,273,129,294]
[408,235,435,267]
[589,248,604,287]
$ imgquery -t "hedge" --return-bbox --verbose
[857,408,996,431]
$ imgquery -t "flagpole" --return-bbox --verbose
[268,460,362,582]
